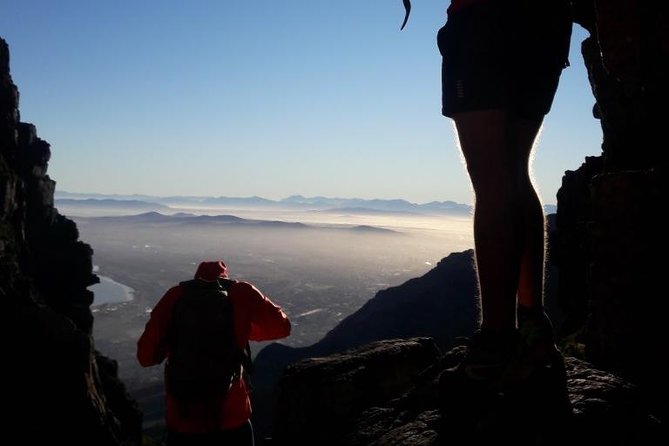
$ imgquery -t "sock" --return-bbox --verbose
[517,305,555,346]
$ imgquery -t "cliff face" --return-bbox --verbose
[556,0,668,405]
[0,38,141,445]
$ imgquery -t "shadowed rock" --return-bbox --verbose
[557,0,668,416]
[1,37,141,445]
[270,339,664,445]
[252,250,478,440]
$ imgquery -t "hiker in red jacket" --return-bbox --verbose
[137,260,291,446]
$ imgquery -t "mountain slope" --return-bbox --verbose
[251,249,479,440]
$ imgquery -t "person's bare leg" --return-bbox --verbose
[511,117,545,309]
[452,110,524,333]
[511,117,561,361]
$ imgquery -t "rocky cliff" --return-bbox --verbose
[251,249,478,439]
[0,38,141,445]
[556,0,668,414]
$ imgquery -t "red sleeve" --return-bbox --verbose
[136,286,182,367]
[236,282,291,342]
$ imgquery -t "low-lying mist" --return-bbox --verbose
[65,206,473,391]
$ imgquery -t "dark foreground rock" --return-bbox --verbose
[1,37,141,445]
[270,338,665,446]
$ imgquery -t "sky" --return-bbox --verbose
[1,0,602,205]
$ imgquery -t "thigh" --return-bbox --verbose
[451,110,514,181]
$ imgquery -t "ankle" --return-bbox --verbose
[518,308,555,347]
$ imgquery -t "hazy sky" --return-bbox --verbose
[1,0,601,205]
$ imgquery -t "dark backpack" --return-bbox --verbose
[165,278,252,406]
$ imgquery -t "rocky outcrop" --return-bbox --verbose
[0,38,141,445]
[555,0,668,414]
[271,338,664,446]
[252,249,478,439]
[272,338,442,445]
[310,249,479,354]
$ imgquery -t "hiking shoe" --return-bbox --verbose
[447,329,535,390]
[517,309,563,367]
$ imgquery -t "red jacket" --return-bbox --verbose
[137,261,291,432]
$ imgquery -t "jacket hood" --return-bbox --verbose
[194,261,229,281]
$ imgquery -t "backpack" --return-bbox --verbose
[165,278,253,406]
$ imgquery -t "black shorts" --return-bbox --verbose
[437,0,572,120]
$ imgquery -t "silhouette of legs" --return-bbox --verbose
[438,0,572,385]
[452,110,545,333]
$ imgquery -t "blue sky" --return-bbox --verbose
[1,0,601,205]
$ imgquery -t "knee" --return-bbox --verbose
[466,164,517,198]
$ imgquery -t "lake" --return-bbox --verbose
[90,273,135,306]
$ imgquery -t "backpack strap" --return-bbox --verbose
[242,343,254,375]
[212,278,255,375]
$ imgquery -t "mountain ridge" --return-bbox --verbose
[72,211,402,233]
[55,190,474,213]
[55,192,564,216]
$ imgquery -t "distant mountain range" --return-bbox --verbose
[55,191,558,215]
[55,198,171,210]
[55,191,473,215]
[72,211,399,234]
